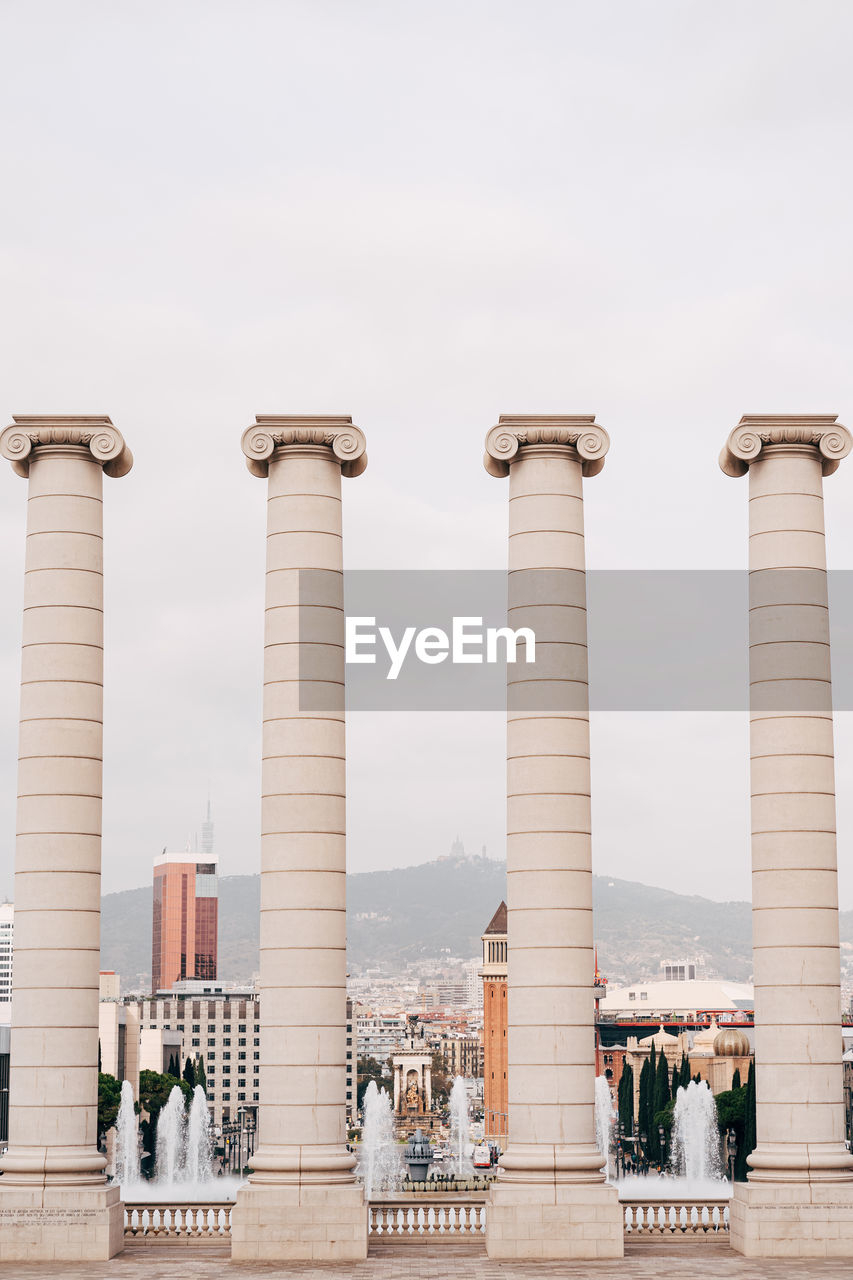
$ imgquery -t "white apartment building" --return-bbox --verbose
[136,987,260,1128]
[122,985,358,1129]
[0,904,12,1020]
[355,1013,407,1063]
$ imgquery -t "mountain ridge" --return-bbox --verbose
[98,854,810,993]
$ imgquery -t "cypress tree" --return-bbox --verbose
[183,1056,196,1089]
[618,1063,634,1138]
[196,1055,207,1095]
[638,1057,651,1165]
[739,1059,757,1180]
[731,1068,742,1092]
[651,1050,670,1163]
[678,1053,691,1092]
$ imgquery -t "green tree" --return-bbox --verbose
[731,1068,742,1092]
[195,1055,208,1095]
[356,1056,385,1109]
[618,1063,634,1137]
[651,1050,670,1164]
[637,1056,652,1165]
[183,1056,196,1089]
[139,1070,190,1127]
[98,1072,122,1134]
[740,1059,756,1181]
[430,1051,452,1108]
[676,1053,691,1093]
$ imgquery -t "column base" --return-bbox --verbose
[230,1181,368,1262]
[0,1184,123,1262]
[730,1181,853,1257]
[486,1179,623,1260]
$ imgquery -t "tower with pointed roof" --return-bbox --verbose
[480,902,508,1141]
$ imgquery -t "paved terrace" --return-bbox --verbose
[5,1243,853,1280]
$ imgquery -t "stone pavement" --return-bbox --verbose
[3,1242,853,1280]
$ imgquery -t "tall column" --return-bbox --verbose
[483,416,622,1261]
[0,417,131,1262]
[231,416,368,1262]
[721,414,853,1258]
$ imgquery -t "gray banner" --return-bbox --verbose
[294,570,853,712]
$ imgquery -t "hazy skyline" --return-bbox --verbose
[2,3,853,906]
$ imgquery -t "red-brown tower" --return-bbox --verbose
[151,850,218,993]
[480,901,508,1142]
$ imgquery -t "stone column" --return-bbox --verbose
[721,414,853,1258]
[0,417,131,1262]
[231,416,368,1263]
[482,416,622,1260]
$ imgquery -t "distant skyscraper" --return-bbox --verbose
[151,849,218,994]
[201,798,214,858]
[0,902,13,1017]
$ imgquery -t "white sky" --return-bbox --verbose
[1,1,853,904]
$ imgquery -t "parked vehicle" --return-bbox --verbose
[472,1143,492,1169]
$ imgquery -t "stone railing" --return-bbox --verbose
[622,1199,730,1235]
[369,1195,486,1242]
[123,1204,233,1243]
[121,1194,729,1246]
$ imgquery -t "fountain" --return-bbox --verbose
[114,1080,141,1185]
[449,1076,470,1177]
[184,1085,213,1184]
[111,1080,242,1200]
[404,1129,434,1183]
[669,1079,725,1186]
[155,1085,187,1185]
[359,1081,402,1197]
[594,1075,615,1182]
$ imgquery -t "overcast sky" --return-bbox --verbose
[2,2,853,908]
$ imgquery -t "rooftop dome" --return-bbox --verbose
[691,1018,720,1057]
[713,1025,751,1058]
[639,1023,679,1048]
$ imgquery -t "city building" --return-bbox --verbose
[151,849,218,993]
[436,1033,483,1079]
[0,902,12,1020]
[660,956,707,982]
[136,984,257,1127]
[598,978,753,1026]
[99,970,120,1002]
[479,901,508,1141]
[354,1012,407,1063]
[345,998,356,1126]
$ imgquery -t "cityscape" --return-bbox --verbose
[3,4,853,1278]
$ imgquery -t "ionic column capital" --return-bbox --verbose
[0,415,132,478]
[241,415,367,479]
[720,413,852,478]
[484,414,609,478]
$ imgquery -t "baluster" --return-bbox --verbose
[711,1205,721,1233]
[624,1206,633,1233]
[701,1205,710,1232]
[724,1204,730,1233]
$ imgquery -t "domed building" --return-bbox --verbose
[688,1019,753,1094]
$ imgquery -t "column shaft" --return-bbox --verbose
[251,445,351,1180]
[3,448,106,1184]
[482,416,622,1261]
[747,445,852,1180]
[503,445,600,1178]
